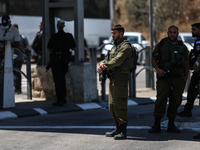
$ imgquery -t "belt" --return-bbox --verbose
[108,73,129,80]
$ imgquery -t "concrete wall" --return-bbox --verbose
[31,63,98,103]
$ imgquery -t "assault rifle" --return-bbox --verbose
[154,52,175,94]
[99,50,110,85]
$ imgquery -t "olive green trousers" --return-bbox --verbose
[154,76,186,118]
[109,78,129,125]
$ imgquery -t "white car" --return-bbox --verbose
[101,32,149,62]
[177,32,196,52]
[178,32,196,46]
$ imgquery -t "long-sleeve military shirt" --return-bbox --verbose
[100,37,132,75]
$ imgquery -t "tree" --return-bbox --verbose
[124,0,149,28]
[123,0,200,43]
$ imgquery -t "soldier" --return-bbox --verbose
[192,45,200,139]
[32,22,43,66]
[149,25,189,133]
[97,24,136,140]
[178,23,200,117]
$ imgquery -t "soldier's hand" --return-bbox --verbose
[98,63,105,73]
[156,68,165,77]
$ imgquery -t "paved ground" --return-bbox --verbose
[1,64,200,132]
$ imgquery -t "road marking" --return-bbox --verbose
[33,108,48,115]
[0,111,18,120]
[77,103,102,110]
[0,126,151,129]
[128,100,138,105]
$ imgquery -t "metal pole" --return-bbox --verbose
[129,72,136,98]
[149,0,155,89]
[42,0,50,65]
[146,49,150,87]
[25,50,32,100]
[150,0,154,49]
[74,0,84,63]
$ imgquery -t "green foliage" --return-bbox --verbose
[124,0,149,27]
[124,0,200,41]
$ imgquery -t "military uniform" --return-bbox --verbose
[149,38,188,133]
[178,37,200,117]
[100,37,134,139]
[192,38,200,139]
[152,38,188,118]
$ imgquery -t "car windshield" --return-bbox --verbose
[183,36,196,44]
[178,35,196,44]
[110,35,139,43]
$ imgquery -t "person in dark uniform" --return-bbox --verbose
[98,25,136,140]
[149,25,189,133]
[177,23,200,117]
[47,20,76,106]
[32,22,43,66]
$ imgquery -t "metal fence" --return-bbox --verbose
[14,48,32,99]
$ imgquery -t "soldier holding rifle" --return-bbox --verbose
[149,25,189,133]
[178,23,200,118]
[98,24,136,140]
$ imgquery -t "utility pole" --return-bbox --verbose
[148,0,155,89]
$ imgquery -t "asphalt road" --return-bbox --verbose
[0,104,200,150]
[9,63,199,150]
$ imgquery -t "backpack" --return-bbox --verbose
[109,41,138,73]
[128,43,138,72]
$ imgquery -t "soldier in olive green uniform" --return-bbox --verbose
[149,25,189,133]
[98,25,135,140]
[192,54,200,139]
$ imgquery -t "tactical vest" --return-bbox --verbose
[189,38,200,67]
[159,39,186,67]
[159,39,187,76]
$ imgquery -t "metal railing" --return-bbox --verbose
[97,43,156,100]
[14,48,32,99]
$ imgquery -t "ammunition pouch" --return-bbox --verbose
[170,45,186,68]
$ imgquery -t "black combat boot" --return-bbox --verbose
[105,123,120,137]
[167,117,181,133]
[177,110,192,117]
[114,123,127,140]
[149,117,161,133]
[193,133,200,139]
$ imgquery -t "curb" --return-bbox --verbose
[0,97,156,121]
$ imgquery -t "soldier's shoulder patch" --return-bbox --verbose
[195,60,199,66]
